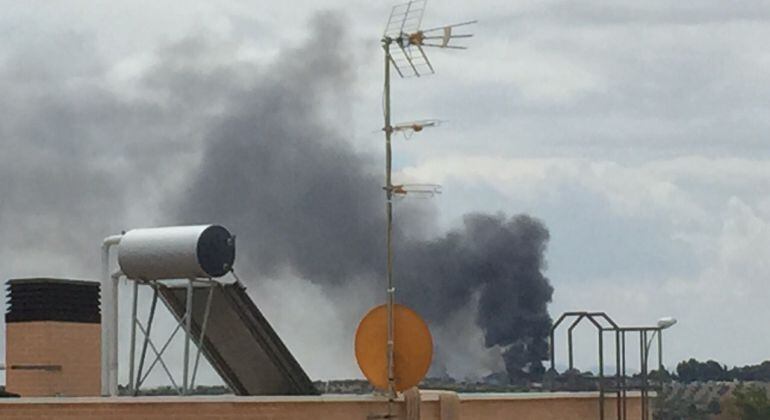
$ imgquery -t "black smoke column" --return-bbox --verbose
[174,13,554,380]
[397,213,553,381]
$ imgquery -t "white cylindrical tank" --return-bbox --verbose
[117,225,235,280]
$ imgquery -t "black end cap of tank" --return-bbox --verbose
[197,225,236,277]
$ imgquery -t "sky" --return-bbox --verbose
[2,0,770,385]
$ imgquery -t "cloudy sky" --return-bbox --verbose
[2,0,770,385]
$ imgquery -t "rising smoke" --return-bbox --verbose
[0,31,225,277]
[397,214,553,378]
[0,8,552,380]
[174,13,554,380]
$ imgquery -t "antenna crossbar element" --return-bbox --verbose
[392,119,440,132]
[383,2,476,77]
[383,0,427,39]
[391,183,442,198]
[390,40,434,78]
[390,119,442,139]
[383,0,433,78]
[412,20,478,50]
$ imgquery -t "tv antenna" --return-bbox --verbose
[363,0,475,416]
[371,119,443,139]
[391,119,443,139]
[391,183,442,199]
[382,0,475,78]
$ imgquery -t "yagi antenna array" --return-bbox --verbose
[392,183,443,198]
[360,1,475,416]
[391,119,441,133]
[386,119,443,139]
[383,0,476,78]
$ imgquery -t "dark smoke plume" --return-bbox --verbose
[0,8,550,378]
[397,214,553,378]
[175,13,553,379]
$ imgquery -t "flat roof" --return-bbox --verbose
[0,391,646,405]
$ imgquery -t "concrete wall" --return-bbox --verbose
[0,392,646,420]
[6,321,101,397]
[459,393,645,420]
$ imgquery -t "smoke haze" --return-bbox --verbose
[175,13,554,379]
[0,10,552,381]
[397,214,553,377]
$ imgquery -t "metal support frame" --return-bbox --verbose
[126,277,217,396]
[618,326,663,420]
[550,312,621,420]
[101,234,123,396]
[618,331,628,419]
[383,37,397,419]
[552,312,669,420]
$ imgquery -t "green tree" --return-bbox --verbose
[677,359,729,383]
[706,398,721,415]
[729,383,770,420]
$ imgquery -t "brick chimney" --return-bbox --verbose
[5,278,101,397]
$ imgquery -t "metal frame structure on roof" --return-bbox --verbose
[157,281,317,396]
[550,311,672,420]
[127,278,215,396]
[550,312,621,420]
[122,276,317,397]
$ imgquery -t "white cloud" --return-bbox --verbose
[3,0,770,382]
[400,155,712,225]
[402,154,770,369]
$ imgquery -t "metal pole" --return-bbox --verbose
[615,330,621,420]
[110,271,120,396]
[598,330,605,420]
[621,331,627,420]
[567,328,575,371]
[134,285,158,395]
[183,278,194,395]
[567,315,584,371]
[100,244,110,396]
[549,313,573,374]
[658,331,663,373]
[640,331,647,420]
[128,281,139,393]
[637,331,641,420]
[658,330,664,419]
[191,283,215,388]
[383,37,397,417]
[100,235,121,396]
[647,330,651,419]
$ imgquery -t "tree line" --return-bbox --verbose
[675,359,770,383]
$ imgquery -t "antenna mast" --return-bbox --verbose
[380,1,475,415]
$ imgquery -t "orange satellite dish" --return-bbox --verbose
[354,303,433,392]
